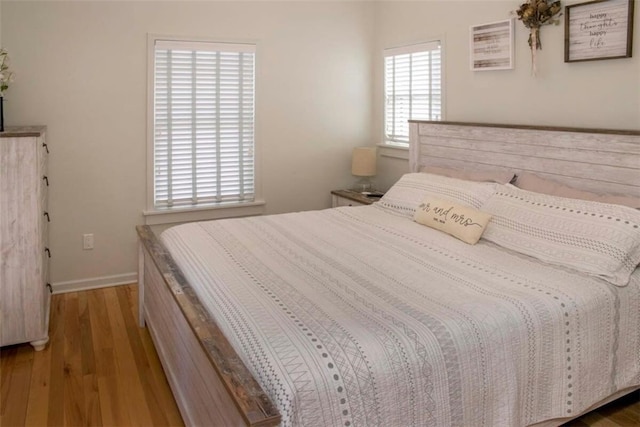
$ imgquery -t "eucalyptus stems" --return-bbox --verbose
[0,49,15,95]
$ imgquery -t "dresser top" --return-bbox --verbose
[0,126,46,138]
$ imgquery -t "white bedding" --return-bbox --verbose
[160,204,640,427]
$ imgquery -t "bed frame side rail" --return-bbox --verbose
[136,225,281,427]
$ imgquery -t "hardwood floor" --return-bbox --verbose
[1,284,638,426]
[563,391,639,427]
[0,284,183,426]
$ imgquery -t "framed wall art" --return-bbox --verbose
[470,19,515,71]
[565,0,635,62]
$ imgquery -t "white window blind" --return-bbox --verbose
[153,40,256,209]
[384,41,442,146]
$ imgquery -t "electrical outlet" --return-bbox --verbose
[83,233,94,250]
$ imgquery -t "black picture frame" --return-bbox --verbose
[565,0,635,62]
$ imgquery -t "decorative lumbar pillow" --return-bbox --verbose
[413,197,492,244]
[378,173,498,218]
[482,184,640,286]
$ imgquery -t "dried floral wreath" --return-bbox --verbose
[515,0,562,75]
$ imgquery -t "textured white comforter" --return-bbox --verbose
[160,205,640,427]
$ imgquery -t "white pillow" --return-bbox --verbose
[377,173,498,218]
[420,165,515,184]
[414,197,492,244]
[482,184,640,286]
[515,172,640,209]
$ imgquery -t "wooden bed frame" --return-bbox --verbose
[137,121,640,426]
[409,121,640,197]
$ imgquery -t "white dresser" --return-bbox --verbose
[0,127,51,351]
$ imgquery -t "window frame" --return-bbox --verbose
[381,39,445,150]
[144,34,264,225]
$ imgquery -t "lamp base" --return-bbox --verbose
[351,177,374,193]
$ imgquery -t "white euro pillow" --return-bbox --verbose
[377,173,498,218]
[482,185,640,286]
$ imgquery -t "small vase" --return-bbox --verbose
[0,97,4,132]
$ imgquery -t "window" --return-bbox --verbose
[384,41,442,147]
[151,39,256,210]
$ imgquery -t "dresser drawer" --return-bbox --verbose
[38,136,48,174]
[42,249,50,286]
[334,195,365,207]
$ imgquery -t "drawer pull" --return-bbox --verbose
[42,142,49,154]
[46,283,53,293]
[44,212,50,222]
[45,247,51,258]
[43,176,49,186]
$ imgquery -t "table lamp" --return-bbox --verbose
[351,147,377,193]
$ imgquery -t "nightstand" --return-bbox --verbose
[331,189,382,207]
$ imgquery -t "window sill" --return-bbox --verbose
[143,200,266,225]
[376,143,409,160]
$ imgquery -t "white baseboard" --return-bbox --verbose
[51,272,137,294]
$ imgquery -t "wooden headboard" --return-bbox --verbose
[409,121,640,197]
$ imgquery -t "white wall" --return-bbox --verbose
[2,1,373,289]
[372,1,640,191]
[4,0,639,289]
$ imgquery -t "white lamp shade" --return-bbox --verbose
[351,147,377,177]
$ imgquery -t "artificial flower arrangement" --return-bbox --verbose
[0,49,15,95]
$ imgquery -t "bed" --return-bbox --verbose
[137,121,640,427]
